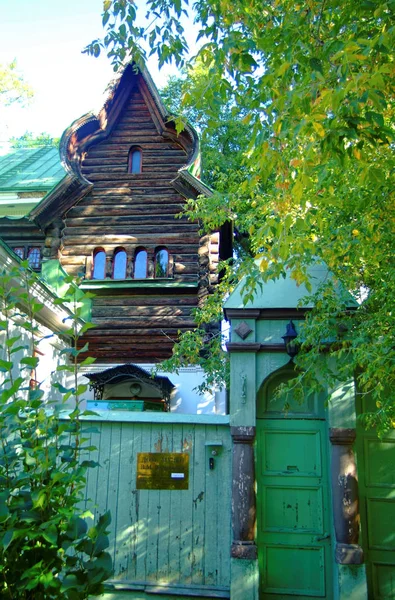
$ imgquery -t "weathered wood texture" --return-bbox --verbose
[83,421,231,590]
[0,217,45,249]
[54,83,219,362]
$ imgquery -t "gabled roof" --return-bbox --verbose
[30,61,211,229]
[224,262,358,318]
[85,363,174,401]
[0,147,65,192]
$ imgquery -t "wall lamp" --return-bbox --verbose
[282,320,299,358]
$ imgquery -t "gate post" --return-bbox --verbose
[330,427,364,564]
[231,426,257,558]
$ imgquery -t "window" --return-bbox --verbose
[13,247,25,260]
[27,247,41,270]
[128,147,142,173]
[113,248,127,279]
[92,249,106,279]
[155,248,169,278]
[134,248,148,279]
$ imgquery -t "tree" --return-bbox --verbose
[85,1,395,432]
[160,64,250,192]
[0,60,33,106]
[0,265,112,598]
[9,132,60,149]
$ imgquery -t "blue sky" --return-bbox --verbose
[0,0,180,148]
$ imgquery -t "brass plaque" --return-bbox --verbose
[136,452,189,490]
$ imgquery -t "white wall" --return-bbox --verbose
[80,363,227,415]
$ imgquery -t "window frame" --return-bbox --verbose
[128,146,142,174]
[112,248,128,280]
[27,247,42,271]
[92,248,107,280]
[154,247,169,278]
[134,248,148,279]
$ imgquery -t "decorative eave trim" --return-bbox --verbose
[172,169,213,199]
[85,363,175,401]
[29,173,93,229]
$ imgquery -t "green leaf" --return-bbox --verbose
[20,356,39,368]
[66,516,88,540]
[0,358,13,372]
[1,530,14,551]
[41,524,58,545]
[80,356,96,367]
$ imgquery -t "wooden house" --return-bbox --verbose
[1,62,393,600]
[0,62,231,413]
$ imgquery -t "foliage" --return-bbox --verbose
[87,0,394,432]
[0,263,112,598]
[10,132,60,149]
[0,60,33,106]
[160,63,250,192]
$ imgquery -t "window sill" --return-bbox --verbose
[80,279,198,290]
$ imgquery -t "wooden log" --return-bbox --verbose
[85,148,186,159]
[66,205,184,217]
[82,156,186,167]
[91,305,193,317]
[60,243,200,256]
[90,183,176,193]
[88,317,197,327]
[83,166,181,176]
[61,233,200,245]
[86,142,184,152]
[93,296,198,306]
[64,215,187,226]
[88,173,179,183]
[62,224,198,236]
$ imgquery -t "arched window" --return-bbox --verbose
[155,248,169,278]
[112,248,127,279]
[27,247,41,270]
[13,247,25,260]
[134,248,148,279]
[92,249,106,279]
[128,147,142,173]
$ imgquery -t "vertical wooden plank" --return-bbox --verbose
[106,422,122,576]
[126,422,144,581]
[81,422,95,513]
[191,425,206,585]
[134,423,151,582]
[156,426,173,581]
[203,425,220,586]
[216,426,232,587]
[145,423,161,582]
[167,424,182,584]
[179,423,194,585]
[112,422,131,579]
[96,423,115,556]
[87,421,103,522]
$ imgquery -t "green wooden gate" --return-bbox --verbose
[256,418,333,599]
[356,410,395,599]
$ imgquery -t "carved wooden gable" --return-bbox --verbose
[28,63,228,363]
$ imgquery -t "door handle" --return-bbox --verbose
[314,533,330,542]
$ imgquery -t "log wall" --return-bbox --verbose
[57,83,219,362]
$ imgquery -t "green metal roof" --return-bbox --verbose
[0,147,66,192]
[224,263,358,311]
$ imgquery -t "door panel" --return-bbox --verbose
[356,423,395,599]
[257,420,332,599]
